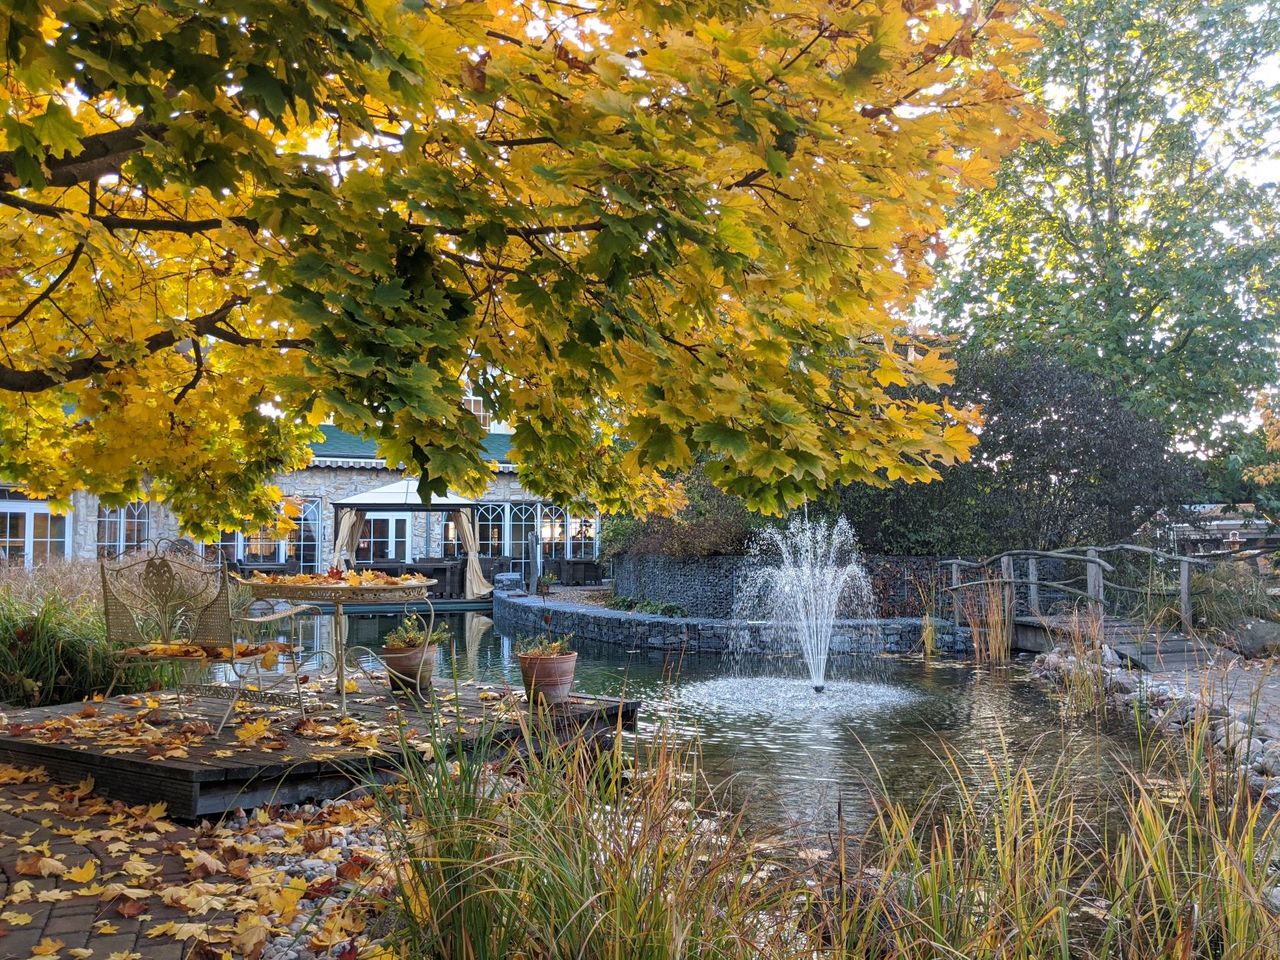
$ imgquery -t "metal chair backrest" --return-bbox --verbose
[100,540,235,651]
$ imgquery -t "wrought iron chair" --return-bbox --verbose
[101,541,317,734]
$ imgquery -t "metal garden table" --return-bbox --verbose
[239,578,434,715]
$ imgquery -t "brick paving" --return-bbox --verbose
[0,769,208,960]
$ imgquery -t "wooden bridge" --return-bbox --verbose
[941,545,1222,669]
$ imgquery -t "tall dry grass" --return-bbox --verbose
[376,705,1280,959]
[0,560,176,705]
[962,579,1012,664]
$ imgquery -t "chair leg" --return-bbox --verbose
[104,664,123,701]
[289,648,307,720]
[213,693,239,737]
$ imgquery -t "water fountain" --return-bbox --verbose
[736,515,876,692]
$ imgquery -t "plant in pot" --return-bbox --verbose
[516,634,577,705]
[381,618,446,694]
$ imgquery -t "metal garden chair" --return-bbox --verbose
[100,541,317,733]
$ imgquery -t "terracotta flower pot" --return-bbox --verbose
[518,651,577,705]
[382,643,437,693]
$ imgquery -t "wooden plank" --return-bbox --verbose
[0,679,639,820]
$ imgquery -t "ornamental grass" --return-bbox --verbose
[377,705,1280,959]
[0,561,177,705]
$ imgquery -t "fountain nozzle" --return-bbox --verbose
[813,684,825,693]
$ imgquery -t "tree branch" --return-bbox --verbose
[0,192,257,235]
[0,297,309,393]
[0,122,165,191]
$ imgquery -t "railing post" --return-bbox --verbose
[1179,558,1193,633]
[999,554,1015,648]
[1086,548,1104,613]
[1027,557,1041,616]
[950,560,962,627]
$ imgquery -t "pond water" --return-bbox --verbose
[330,612,1138,836]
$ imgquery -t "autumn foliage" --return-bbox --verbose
[0,0,1048,532]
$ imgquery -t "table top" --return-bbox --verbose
[237,578,435,604]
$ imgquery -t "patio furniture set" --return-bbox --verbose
[100,541,437,728]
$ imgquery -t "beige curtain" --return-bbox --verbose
[331,508,365,569]
[463,612,493,675]
[452,509,493,599]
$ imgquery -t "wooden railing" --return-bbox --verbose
[942,545,1212,637]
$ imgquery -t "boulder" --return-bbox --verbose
[1230,619,1280,658]
[1255,745,1280,778]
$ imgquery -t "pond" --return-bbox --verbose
[331,612,1139,836]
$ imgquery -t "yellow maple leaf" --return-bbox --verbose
[235,717,273,744]
[31,937,64,956]
[65,859,97,883]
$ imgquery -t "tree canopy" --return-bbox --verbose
[833,347,1196,554]
[0,0,1046,534]
[930,0,1280,450]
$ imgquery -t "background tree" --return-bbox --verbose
[930,0,1280,450]
[600,466,764,559]
[0,0,1048,534]
[831,348,1197,554]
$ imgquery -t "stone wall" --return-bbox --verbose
[494,588,971,656]
[64,465,539,562]
[611,553,960,619]
[611,555,750,617]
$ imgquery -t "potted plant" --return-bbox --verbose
[535,570,558,597]
[381,618,445,692]
[516,635,577,705]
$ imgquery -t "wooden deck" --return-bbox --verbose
[0,677,638,820]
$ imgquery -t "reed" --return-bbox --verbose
[962,578,1011,664]
[913,577,939,660]
[376,702,1280,960]
[1055,609,1111,717]
[376,714,800,960]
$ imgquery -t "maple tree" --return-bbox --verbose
[0,0,1047,533]
[931,0,1280,450]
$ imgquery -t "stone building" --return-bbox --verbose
[1,425,599,582]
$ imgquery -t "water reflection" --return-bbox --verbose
[299,613,1137,835]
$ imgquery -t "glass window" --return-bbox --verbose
[569,515,598,560]
[0,496,68,567]
[540,506,566,559]
[96,502,151,558]
[509,504,536,578]
[357,514,410,562]
[210,498,322,570]
[0,510,27,566]
[477,505,504,557]
[31,513,67,565]
[438,515,463,559]
[286,499,321,571]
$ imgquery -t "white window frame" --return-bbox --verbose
[476,504,505,557]
[509,503,536,579]
[357,512,413,563]
[96,501,151,559]
[0,496,71,568]
[211,498,324,571]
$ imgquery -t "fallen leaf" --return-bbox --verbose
[65,860,97,883]
[31,937,64,956]
[235,717,273,744]
[15,853,65,877]
[115,898,148,919]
